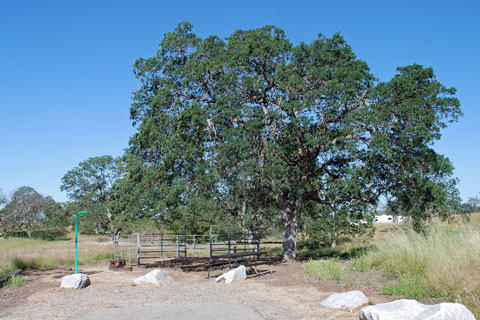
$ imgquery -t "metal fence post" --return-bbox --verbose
[193,235,196,256]
[161,234,164,258]
[256,234,260,252]
[209,225,213,262]
[228,225,231,256]
[136,233,140,265]
[176,234,179,258]
[243,233,246,252]
[128,234,132,263]
[113,234,117,260]
[184,231,187,259]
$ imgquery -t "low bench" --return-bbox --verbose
[207,251,272,278]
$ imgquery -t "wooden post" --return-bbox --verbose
[136,233,140,265]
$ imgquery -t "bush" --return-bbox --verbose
[11,257,39,270]
[31,227,69,241]
[10,256,55,270]
[4,275,26,288]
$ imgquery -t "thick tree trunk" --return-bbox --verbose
[111,229,121,242]
[280,196,302,260]
[330,211,336,249]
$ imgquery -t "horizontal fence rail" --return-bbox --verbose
[113,229,282,265]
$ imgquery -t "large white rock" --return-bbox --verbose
[132,269,173,286]
[60,273,90,289]
[320,290,369,310]
[360,299,475,320]
[216,265,247,284]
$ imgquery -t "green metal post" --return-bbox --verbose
[75,211,88,274]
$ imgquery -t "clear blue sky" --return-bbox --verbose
[1,0,479,203]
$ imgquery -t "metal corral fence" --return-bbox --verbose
[113,228,280,264]
[114,233,187,264]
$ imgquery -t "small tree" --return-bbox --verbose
[463,196,480,213]
[60,155,125,236]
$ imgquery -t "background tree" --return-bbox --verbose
[0,189,7,206]
[127,22,461,259]
[0,186,47,237]
[60,155,125,236]
[462,195,480,213]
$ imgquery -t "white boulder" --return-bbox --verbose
[60,273,90,289]
[132,269,173,286]
[320,290,369,310]
[216,265,247,284]
[360,299,475,320]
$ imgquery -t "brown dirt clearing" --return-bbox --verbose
[0,260,395,319]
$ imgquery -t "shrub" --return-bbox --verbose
[4,275,26,288]
[11,257,39,270]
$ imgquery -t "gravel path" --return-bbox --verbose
[70,303,265,320]
[0,261,387,319]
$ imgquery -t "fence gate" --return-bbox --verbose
[114,229,276,265]
[114,233,187,265]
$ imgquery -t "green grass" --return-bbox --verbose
[366,222,480,318]
[0,238,69,250]
[299,217,480,318]
[381,276,429,299]
[11,256,56,270]
[304,259,346,281]
[4,275,26,288]
[351,254,372,273]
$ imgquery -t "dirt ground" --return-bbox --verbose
[0,260,395,319]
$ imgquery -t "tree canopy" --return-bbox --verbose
[0,186,48,237]
[60,155,125,235]
[123,22,461,258]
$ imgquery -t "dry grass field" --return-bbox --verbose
[0,234,113,277]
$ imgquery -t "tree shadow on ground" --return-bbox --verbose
[296,245,373,261]
[139,256,283,277]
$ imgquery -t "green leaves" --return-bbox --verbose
[60,156,125,234]
[127,22,461,255]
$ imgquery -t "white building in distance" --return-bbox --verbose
[374,214,410,223]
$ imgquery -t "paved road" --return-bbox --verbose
[70,303,265,320]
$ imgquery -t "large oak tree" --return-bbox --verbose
[127,23,461,259]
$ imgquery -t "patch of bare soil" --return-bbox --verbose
[0,259,395,320]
